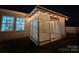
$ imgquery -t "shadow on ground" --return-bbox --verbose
[0,33,78,53]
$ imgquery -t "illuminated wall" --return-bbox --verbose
[0,9,27,41]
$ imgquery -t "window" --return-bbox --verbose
[1,16,14,31]
[16,18,25,31]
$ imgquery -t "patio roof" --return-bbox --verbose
[29,6,69,20]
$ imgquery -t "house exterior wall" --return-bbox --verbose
[0,9,28,41]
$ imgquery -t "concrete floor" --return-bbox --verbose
[0,34,78,53]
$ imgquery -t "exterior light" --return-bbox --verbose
[50,14,52,16]
[54,15,57,17]
[66,18,68,21]
[38,11,41,13]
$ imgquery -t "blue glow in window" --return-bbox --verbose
[1,16,14,32]
[16,18,25,31]
[2,18,6,23]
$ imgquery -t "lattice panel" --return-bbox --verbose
[39,33,50,42]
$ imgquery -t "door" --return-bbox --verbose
[30,19,39,45]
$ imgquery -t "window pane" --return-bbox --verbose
[7,24,13,31]
[2,16,7,23]
[16,24,24,31]
[7,17,14,23]
[1,24,6,31]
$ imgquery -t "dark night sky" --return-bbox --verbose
[0,5,79,27]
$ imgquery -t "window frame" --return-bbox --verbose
[15,17,25,31]
[1,15,14,32]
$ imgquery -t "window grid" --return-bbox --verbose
[1,16,14,32]
[16,18,25,31]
